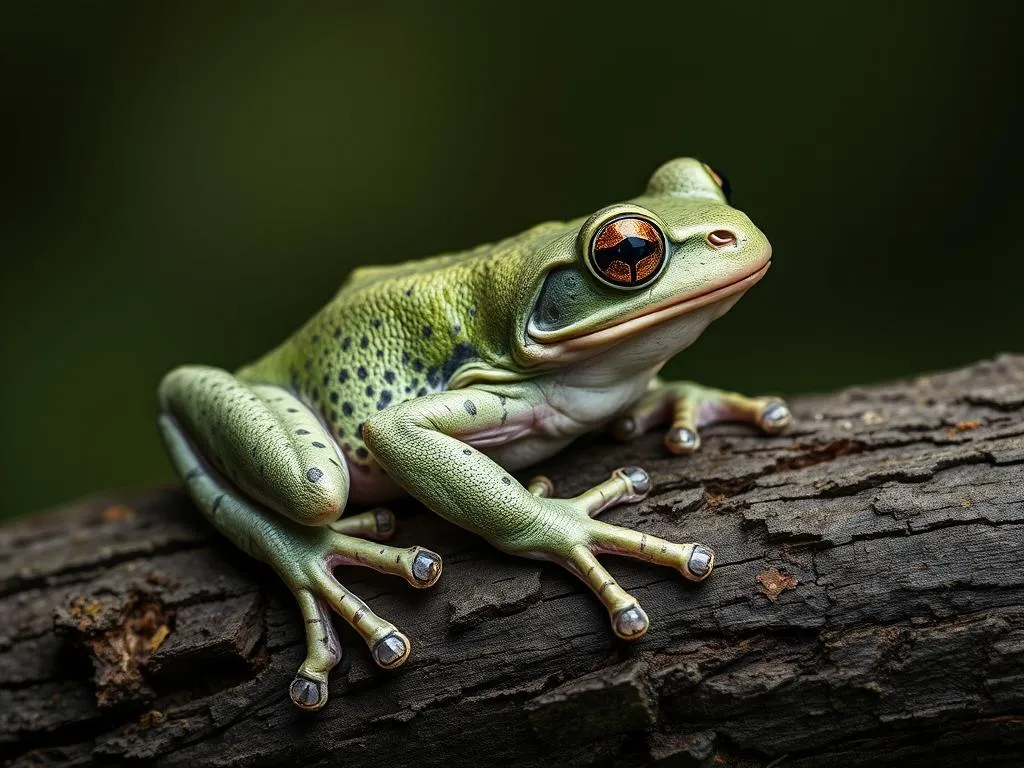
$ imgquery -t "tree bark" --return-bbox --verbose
[2,356,1023,768]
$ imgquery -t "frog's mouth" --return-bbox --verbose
[522,262,770,365]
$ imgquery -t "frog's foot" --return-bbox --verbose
[158,369,442,711]
[612,380,791,455]
[328,508,396,541]
[283,527,442,710]
[520,467,712,640]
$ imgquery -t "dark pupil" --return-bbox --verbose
[594,236,655,281]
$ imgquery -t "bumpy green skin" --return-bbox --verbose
[158,158,791,711]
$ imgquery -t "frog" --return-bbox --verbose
[157,158,791,711]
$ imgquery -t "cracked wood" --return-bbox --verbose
[1,355,1023,767]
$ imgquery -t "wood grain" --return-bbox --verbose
[2,356,1022,767]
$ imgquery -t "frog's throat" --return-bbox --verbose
[445,261,771,390]
[522,261,770,366]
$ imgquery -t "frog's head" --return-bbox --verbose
[512,158,771,372]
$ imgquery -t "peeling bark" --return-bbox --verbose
[2,355,1023,767]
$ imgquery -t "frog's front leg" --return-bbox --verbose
[158,366,441,711]
[364,388,713,640]
[612,378,791,454]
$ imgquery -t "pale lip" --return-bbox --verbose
[523,261,771,364]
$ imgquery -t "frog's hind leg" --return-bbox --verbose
[612,379,791,454]
[160,365,352,526]
[158,366,442,710]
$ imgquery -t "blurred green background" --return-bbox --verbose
[1,1,1021,518]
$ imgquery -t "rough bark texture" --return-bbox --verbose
[2,356,1023,768]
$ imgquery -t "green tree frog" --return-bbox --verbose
[158,158,791,710]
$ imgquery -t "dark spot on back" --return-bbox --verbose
[339,369,350,383]
[306,467,323,483]
[502,476,511,485]
[372,318,383,328]
[365,385,375,397]
[330,392,339,404]
[356,423,364,439]
[464,400,477,416]
[442,342,477,383]
[360,335,369,348]
[287,408,299,413]
[384,370,396,384]
[376,390,393,410]
[342,402,354,416]
[357,366,368,379]
[296,429,310,435]
[355,447,369,459]
[412,359,423,372]
[342,337,352,350]
[312,441,326,448]
[423,324,433,338]
[463,448,472,455]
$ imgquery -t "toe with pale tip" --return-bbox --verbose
[682,544,715,581]
[614,466,652,499]
[527,475,555,498]
[612,604,650,640]
[759,401,792,433]
[289,675,328,711]
[611,417,638,442]
[372,631,411,669]
[373,508,397,539]
[410,549,443,587]
[665,426,700,454]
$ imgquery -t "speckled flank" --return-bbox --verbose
[278,322,482,470]
[234,255,517,471]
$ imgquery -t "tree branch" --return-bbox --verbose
[2,356,1023,767]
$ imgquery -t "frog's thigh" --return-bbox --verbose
[159,365,349,526]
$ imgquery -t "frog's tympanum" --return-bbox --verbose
[158,159,791,710]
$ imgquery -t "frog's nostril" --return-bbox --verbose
[707,230,737,248]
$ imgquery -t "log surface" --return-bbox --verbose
[2,356,1023,767]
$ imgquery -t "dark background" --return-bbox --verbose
[1,1,1021,519]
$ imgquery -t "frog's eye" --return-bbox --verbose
[701,163,732,202]
[588,216,667,290]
